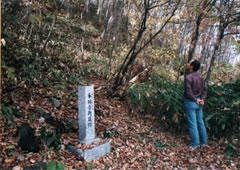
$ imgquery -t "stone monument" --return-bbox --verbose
[78,86,100,145]
[67,86,110,162]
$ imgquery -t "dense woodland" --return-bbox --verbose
[1,0,240,169]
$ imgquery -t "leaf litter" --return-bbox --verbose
[1,78,239,169]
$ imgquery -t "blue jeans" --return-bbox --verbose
[184,99,208,147]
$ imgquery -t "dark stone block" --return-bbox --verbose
[16,123,40,153]
[23,162,47,170]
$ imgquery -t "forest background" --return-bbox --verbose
[1,0,240,169]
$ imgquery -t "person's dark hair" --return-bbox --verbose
[190,60,201,72]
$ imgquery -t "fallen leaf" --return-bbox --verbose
[5,158,15,164]
[12,166,22,170]
[30,159,36,163]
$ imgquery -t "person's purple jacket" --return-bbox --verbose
[184,72,207,102]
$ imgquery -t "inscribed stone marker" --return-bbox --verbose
[78,86,99,144]
[67,86,110,161]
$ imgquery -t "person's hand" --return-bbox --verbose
[200,100,205,106]
[197,99,204,106]
[196,99,201,105]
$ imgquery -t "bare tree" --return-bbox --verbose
[187,0,217,62]
[205,0,240,83]
[111,0,181,95]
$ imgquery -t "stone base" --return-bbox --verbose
[67,141,111,162]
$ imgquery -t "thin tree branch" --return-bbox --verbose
[39,16,56,56]
[223,32,240,36]
[136,0,181,55]
[149,0,170,10]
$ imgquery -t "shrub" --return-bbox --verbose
[46,161,64,170]
[2,103,14,123]
[130,75,240,138]
[129,75,186,132]
[205,80,240,138]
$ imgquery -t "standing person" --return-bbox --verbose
[184,59,208,149]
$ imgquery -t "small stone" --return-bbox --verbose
[1,39,6,46]
[12,166,22,170]
[50,97,60,108]
[60,144,65,150]
[39,117,45,123]
[17,154,24,161]
[189,158,197,164]
[30,159,36,163]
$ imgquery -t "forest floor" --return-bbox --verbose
[1,76,240,170]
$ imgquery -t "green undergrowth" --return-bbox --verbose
[204,80,240,138]
[2,0,121,94]
[129,75,186,132]
[129,75,240,139]
[2,1,105,97]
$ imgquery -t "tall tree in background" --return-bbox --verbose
[205,0,240,83]
[186,0,216,62]
[112,0,181,94]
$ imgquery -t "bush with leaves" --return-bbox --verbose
[46,161,64,170]
[130,75,240,138]
[205,80,240,138]
[129,75,186,132]
[1,103,14,124]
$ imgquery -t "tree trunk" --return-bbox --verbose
[112,0,150,93]
[39,16,56,56]
[111,0,181,94]
[67,0,72,18]
[205,24,225,84]
[205,0,240,83]
[187,0,216,62]
[187,13,204,62]
[109,1,124,60]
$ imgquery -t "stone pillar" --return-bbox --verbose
[67,86,110,162]
[78,86,100,145]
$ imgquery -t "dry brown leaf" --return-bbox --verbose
[12,166,22,170]
[5,158,15,164]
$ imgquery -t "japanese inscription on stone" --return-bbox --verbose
[87,92,93,128]
[78,86,99,144]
